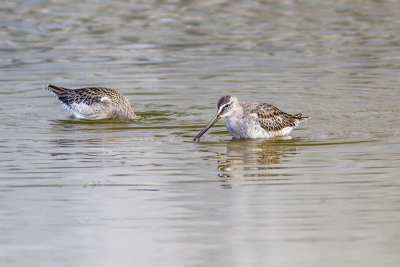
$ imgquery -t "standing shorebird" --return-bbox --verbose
[194,95,309,141]
[46,84,137,120]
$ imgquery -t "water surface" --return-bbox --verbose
[1,1,400,266]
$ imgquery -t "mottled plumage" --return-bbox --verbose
[46,84,136,120]
[194,95,309,141]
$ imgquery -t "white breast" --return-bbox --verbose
[225,116,294,138]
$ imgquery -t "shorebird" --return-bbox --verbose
[194,95,309,141]
[46,84,137,120]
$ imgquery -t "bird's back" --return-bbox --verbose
[46,85,136,120]
[241,101,309,134]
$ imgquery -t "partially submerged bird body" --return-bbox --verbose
[224,101,306,138]
[46,85,136,120]
[194,95,309,141]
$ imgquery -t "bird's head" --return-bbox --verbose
[216,95,239,118]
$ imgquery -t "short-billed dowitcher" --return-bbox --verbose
[194,95,309,141]
[46,84,136,120]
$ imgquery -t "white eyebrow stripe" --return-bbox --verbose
[218,102,232,113]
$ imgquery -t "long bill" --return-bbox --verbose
[193,113,221,141]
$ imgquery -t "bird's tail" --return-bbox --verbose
[294,113,310,123]
[46,84,71,99]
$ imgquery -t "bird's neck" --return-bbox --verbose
[225,105,243,120]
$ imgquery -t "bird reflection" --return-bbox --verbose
[217,139,298,189]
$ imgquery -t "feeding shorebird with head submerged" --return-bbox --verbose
[46,84,137,120]
[194,95,309,141]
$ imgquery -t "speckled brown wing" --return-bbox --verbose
[47,85,111,106]
[248,102,306,132]
[46,84,136,120]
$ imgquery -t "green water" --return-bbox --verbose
[1,1,400,266]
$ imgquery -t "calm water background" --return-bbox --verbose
[1,0,400,266]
